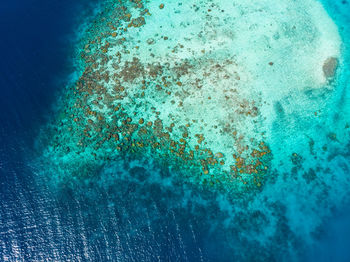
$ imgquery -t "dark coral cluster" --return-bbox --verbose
[45,0,273,192]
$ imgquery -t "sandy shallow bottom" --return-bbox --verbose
[33,0,350,260]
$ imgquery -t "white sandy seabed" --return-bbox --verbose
[96,0,342,170]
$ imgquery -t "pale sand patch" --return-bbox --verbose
[101,0,342,175]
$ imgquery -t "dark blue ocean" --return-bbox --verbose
[1,0,350,261]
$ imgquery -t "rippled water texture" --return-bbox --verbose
[1,0,350,261]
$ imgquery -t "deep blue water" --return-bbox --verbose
[1,0,350,261]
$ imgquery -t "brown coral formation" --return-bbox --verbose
[48,0,273,192]
[322,56,338,79]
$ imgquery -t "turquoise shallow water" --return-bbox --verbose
[1,0,349,261]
